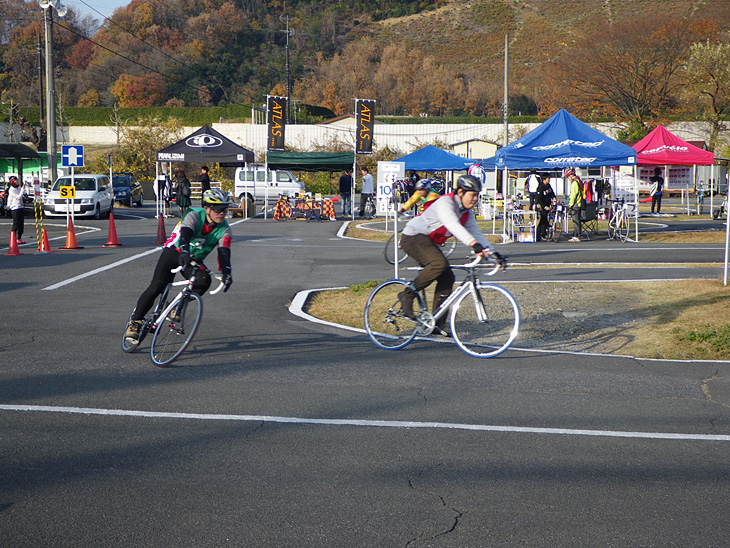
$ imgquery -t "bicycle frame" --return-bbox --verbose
[413,257,500,333]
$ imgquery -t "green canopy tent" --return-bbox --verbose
[0,143,42,184]
[266,151,355,172]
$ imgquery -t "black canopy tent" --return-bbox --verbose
[0,143,42,183]
[266,151,355,172]
[156,125,254,165]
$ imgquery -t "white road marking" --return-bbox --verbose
[1,404,728,442]
[42,247,161,290]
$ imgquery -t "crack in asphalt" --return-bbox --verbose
[405,463,466,547]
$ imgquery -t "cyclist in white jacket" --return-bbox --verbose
[399,175,505,336]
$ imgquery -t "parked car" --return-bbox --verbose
[234,166,304,205]
[112,172,144,207]
[43,174,114,219]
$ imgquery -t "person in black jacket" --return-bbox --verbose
[536,173,556,241]
[199,166,211,207]
[338,169,352,218]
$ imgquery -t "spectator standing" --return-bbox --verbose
[155,173,172,217]
[199,166,211,207]
[566,168,584,242]
[649,167,664,214]
[595,178,604,205]
[7,176,27,243]
[174,169,191,217]
[525,169,542,210]
[338,169,352,218]
[358,167,375,218]
[536,173,556,241]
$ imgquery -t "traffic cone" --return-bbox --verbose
[152,215,167,244]
[102,211,123,247]
[5,231,23,256]
[59,216,84,250]
[36,228,54,253]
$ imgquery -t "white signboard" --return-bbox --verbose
[376,161,405,216]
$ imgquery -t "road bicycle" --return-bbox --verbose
[712,195,727,220]
[384,233,457,264]
[362,194,377,219]
[607,198,630,242]
[547,202,565,242]
[364,255,520,358]
[121,261,225,366]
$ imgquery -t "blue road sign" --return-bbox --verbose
[62,145,85,168]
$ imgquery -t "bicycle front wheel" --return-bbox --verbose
[550,219,562,242]
[150,293,203,366]
[451,283,520,358]
[364,279,419,350]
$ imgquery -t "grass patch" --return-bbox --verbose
[306,278,730,360]
[638,231,727,244]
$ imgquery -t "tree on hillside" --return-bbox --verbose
[551,15,713,126]
[115,116,183,181]
[683,35,730,151]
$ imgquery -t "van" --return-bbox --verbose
[43,174,114,219]
[234,166,305,204]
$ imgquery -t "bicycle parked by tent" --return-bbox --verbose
[607,198,631,242]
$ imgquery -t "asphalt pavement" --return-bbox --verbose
[2,204,730,547]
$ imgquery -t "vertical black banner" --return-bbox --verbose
[356,99,375,154]
[267,95,287,151]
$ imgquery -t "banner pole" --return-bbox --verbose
[353,99,358,220]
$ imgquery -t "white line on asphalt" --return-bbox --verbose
[42,247,161,290]
[2,404,728,442]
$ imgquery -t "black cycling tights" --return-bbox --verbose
[132,247,211,321]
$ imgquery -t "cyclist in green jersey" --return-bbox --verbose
[124,189,233,343]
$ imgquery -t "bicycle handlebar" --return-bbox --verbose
[453,254,504,276]
[210,275,226,295]
[170,261,226,294]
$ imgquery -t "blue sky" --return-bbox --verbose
[66,0,130,20]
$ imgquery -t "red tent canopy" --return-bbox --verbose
[632,125,714,166]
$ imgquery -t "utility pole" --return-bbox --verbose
[37,34,44,125]
[503,34,509,147]
[40,0,67,185]
[280,15,293,124]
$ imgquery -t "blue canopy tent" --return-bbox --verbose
[396,145,476,171]
[483,109,637,170]
[480,109,639,241]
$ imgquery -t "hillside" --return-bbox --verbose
[2,0,730,123]
[367,0,730,93]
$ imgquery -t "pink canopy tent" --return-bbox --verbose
[632,125,714,166]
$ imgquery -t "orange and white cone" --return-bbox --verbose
[36,228,54,253]
[102,211,123,247]
[5,231,23,256]
[152,215,167,244]
[59,216,83,250]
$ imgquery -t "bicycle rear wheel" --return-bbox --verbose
[383,234,409,265]
[451,283,520,358]
[364,279,419,350]
[150,293,203,366]
[441,237,457,258]
[618,214,629,242]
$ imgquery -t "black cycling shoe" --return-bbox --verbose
[398,290,416,319]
